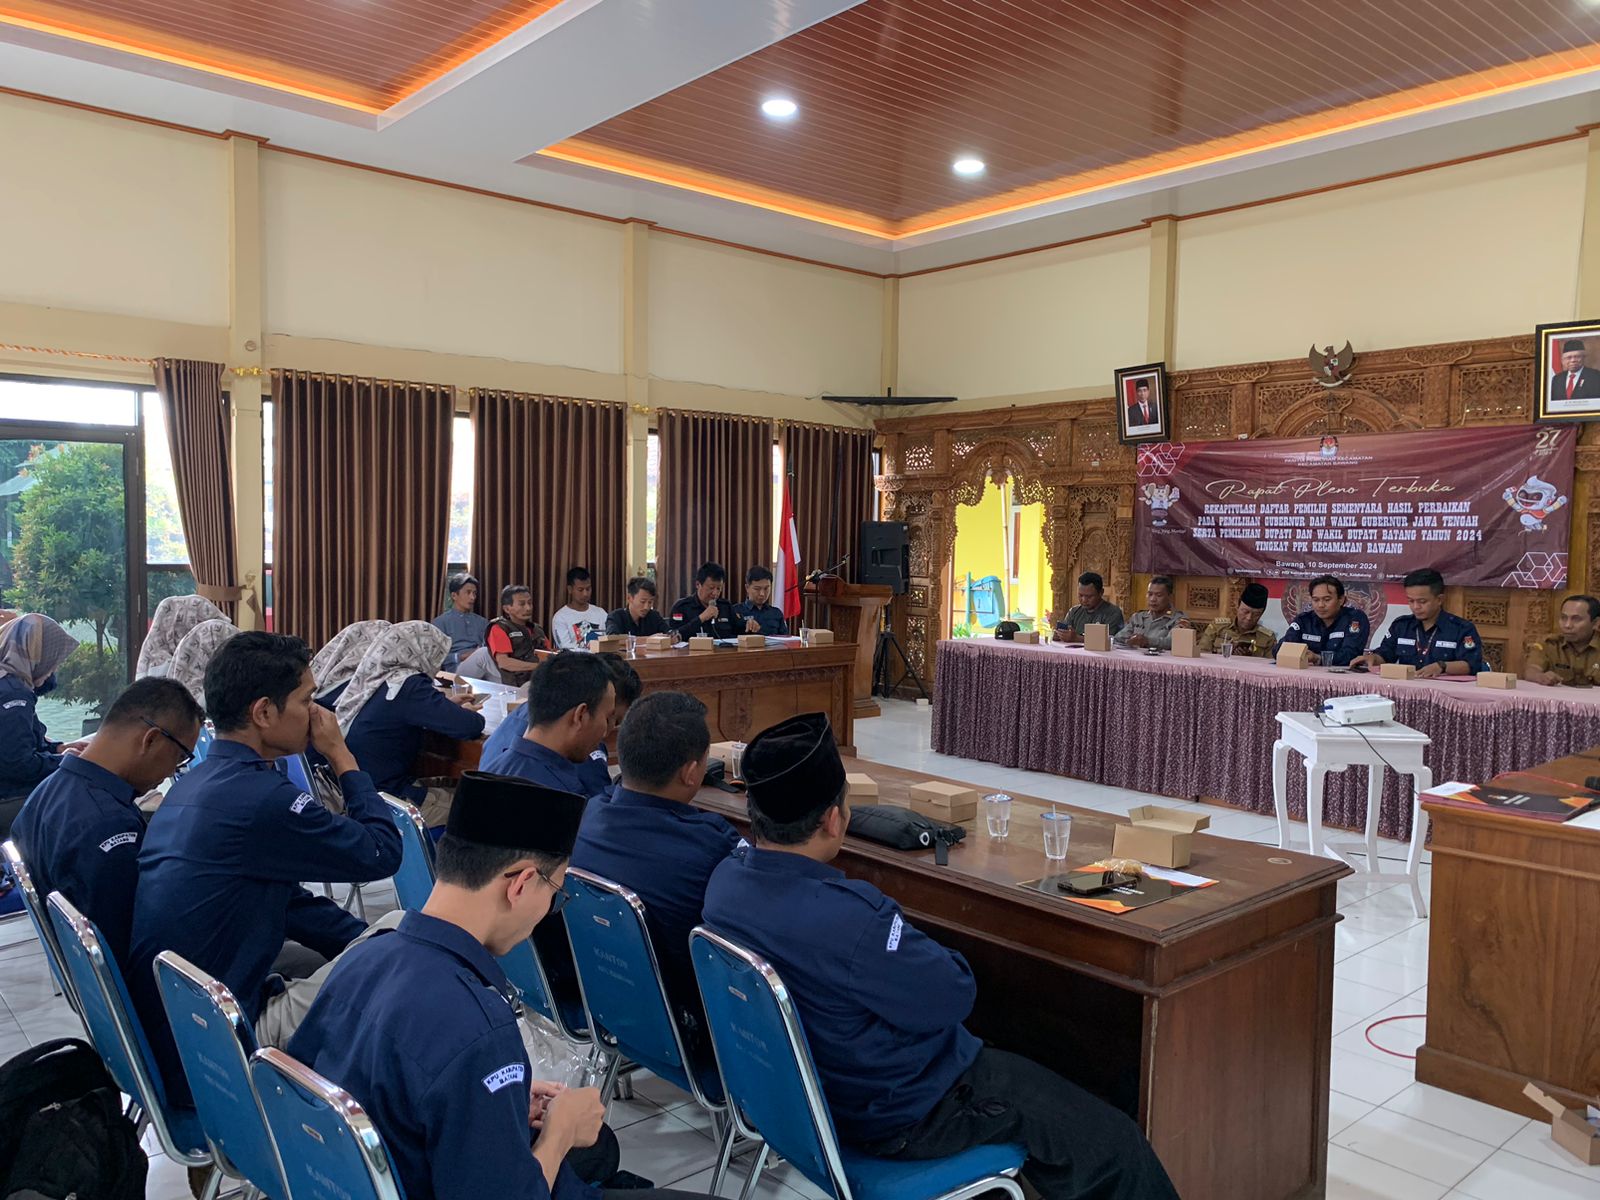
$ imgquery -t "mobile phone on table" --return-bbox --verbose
[1058,870,1140,897]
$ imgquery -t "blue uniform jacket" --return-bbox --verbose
[702,848,980,1144]
[479,735,593,796]
[574,745,612,798]
[481,704,531,768]
[1375,611,1486,672]
[1275,606,1371,667]
[0,675,61,800]
[12,755,143,964]
[344,674,486,800]
[287,911,598,1200]
[732,601,788,636]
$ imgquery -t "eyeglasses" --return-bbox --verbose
[504,866,571,915]
[142,717,197,770]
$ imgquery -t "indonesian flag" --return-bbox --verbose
[777,479,803,621]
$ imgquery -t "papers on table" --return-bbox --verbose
[1138,864,1219,888]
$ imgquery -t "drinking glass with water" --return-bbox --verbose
[1041,810,1072,861]
[983,793,1012,838]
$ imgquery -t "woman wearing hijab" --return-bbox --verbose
[336,622,485,826]
[136,594,227,678]
[166,619,239,709]
[0,613,79,835]
[309,619,391,711]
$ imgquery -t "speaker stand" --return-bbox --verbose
[872,619,929,702]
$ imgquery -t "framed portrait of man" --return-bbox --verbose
[1115,362,1169,443]
[1535,318,1600,422]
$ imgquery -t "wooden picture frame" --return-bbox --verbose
[1535,318,1600,422]
[1116,362,1169,443]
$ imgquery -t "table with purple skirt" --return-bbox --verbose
[931,638,1600,840]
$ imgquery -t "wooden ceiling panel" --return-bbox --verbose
[0,0,567,110]
[552,0,1600,235]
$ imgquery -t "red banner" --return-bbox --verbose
[1132,425,1576,588]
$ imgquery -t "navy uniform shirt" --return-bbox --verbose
[603,607,670,638]
[668,595,740,641]
[0,675,62,801]
[479,735,592,796]
[344,674,486,801]
[702,848,980,1144]
[1375,611,1486,672]
[315,680,350,712]
[1276,606,1370,667]
[481,703,532,767]
[287,911,597,1200]
[11,755,142,964]
[574,744,613,798]
[732,601,788,636]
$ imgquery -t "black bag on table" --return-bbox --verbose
[0,1038,147,1200]
[848,804,966,863]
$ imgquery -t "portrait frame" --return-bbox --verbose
[1115,362,1169,444]
[1534,318,1600,422]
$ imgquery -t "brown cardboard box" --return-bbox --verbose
[1083,624,1111,651]
[1170,627,1198,658]
[1112,805,1212,868]
[1380,663,1417,680]
[1523,1083,1600,1166]
[688,635,716,653]
[907,780,978,822]
[1014,629,1040,644]
[638,633,675,652]
[846,772,878,800]
[736,634,767,650]
[708,741,742,777]
[1477,671,1517,690]
[593,635,628,654]
[1276,642,1311,670]
[802,628,834,646]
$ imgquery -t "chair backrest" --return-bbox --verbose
[564,868,706,1103]
[1,839,78,1013]
[45,891,208,1163]
[691,926,851,1200]
[383,797,436,912]
[153,952,289,1197]
[496,935,587,1042]
[282,753,315,794]
[250,1047,404,1200]
[455,645,501,683]
[181,722,215,774]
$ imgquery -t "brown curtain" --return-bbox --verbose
[657,410,774,601]
[271,370,453,649]
[151,358,240,618]
[470,391,627,631]
[781,423,875,626]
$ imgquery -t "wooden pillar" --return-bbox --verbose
[226,134,266,630]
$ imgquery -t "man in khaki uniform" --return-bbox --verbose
[1197,583,1276,657]
[1523,594,1600,686]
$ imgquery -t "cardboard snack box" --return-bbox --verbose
[1083,624,1111,651]
[592,635,628,654]
[802,628,834,646]
[1014,630,1040,644]
[1169,627,1199,658]
[1276,643,1311,670]
[907,780,978,823]
[737,634,767,650]
[1379,663,1417,681]
[1477,671,1517,690]
[688,635,716,653]
[638,633,676,651]
[1523,1083,1600,1166]
[846,773,878,799]
[1112,805,1212,868]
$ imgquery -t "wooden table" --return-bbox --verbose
[695,759,1349,1200]
[1417,750,1600,1119]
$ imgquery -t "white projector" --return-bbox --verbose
[1320,694,1394,727]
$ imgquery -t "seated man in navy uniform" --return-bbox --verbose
[288,771,715,1200]
[669,562,741,640]
[129,632,404,1097]
[12,677,203,966]
[480,652,615,794]
[733,566,789,636]
[1353,568,1485,678]
[702,715,1178,1200]
[571,691,744,1079]
[1275,574,1370,667]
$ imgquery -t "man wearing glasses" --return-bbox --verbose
[10,677,204,966]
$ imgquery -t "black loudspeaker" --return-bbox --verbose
[860,521,909,594]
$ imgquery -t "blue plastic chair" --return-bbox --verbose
[180,721,215,775]
[565,869,740,1189]
[285,754,366,920]
[250,1046,404,1200]
[153,951,290,1200]
[690,926,1026,1200]
[1,839,78,1015]
[46,891,222,1199]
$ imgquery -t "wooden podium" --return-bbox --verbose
[807,576,893,719]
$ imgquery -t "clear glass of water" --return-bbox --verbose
[1221,639,1233,659]
[983,793,1012,838]
[729,742,747,779]
[1041,811,1072,861]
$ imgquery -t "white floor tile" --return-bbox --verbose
[676,1162,811,1200]
[1332,1109,1496,1188]
[1333,977,1408,1025]
[1383,1084,1530,1149]
[1326,1145,1449,1199]
[613,1108,719,1186]
[628,1068,695,1111]
[1501,1122,1600,1182]
[1331,1090,1379,1138]
[607,1091,667,1131]
[1330,1047,1418,1106]
[1336,948,1431,996]
[1333,1003,1426,1067]
[1454,1150,1600,1199]
[1361,924,1432,968]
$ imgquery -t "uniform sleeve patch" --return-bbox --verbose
[886,913,903,952]
[589,748,608,761]
[482,1063,526,1093]
[2,700,25,710]
[99,831,138,852]
[290,792,316,814]
[1463,637,1476,649]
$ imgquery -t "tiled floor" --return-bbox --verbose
[3,700,1595,1198]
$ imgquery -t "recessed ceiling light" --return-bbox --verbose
[761,97,798,119]
[952,157,986,177]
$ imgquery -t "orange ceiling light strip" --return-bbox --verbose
[546,43,1600,240]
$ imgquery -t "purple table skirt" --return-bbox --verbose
[931,639,1600,840]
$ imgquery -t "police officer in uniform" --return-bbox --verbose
[288,771,715,1200]
[11,678,203,966]
[1354,568,1485,677]
[702,714,1178,1200]
[669,562,741,640]
[1196,582,1276,656]
[1275,574,1370,666]
[1523,594,1600,686]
